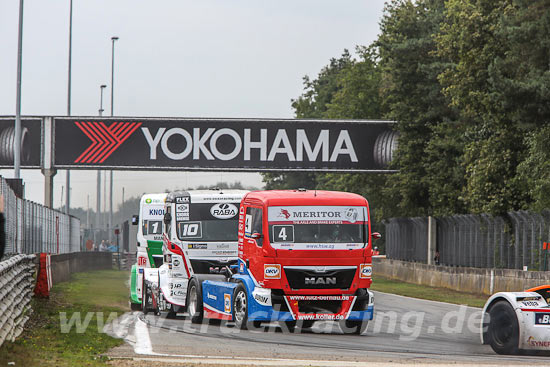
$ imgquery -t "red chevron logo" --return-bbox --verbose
[74,121,142,164]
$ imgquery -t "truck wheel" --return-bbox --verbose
[166,304,178,319]
[187,278,204,324]
[488,300,519,355]
[233,284,249,330]
[341,320,368,335]
[130,302,141,311]
[301,320,315,329]
[141,280,150,315]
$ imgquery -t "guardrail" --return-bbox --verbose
[0,254,36,347]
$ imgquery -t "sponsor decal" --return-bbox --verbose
[188,243,208,249]
[149,208,164,216]
[207,293,217,301]
[73,121,142,164]
[345,208,358,223]
[137,256,147,266]
[287,295,351,301]
[224,294,231,313]
[145,198,152,204]
[296,314,345,321]
[522,301,540,307]
[268,206,366,223]
[239,262,244,273]
[176,197,190,203]
[170,290,185,297]
[535,313,550,325]
[359,264,372,279]
[173,259,180,267]
[527,336,550,348]
[210,203,238,219]
[264,264,281,279]
[254,293,269,305]
[177,204,189,213]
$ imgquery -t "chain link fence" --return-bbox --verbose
[1,176,81,257]
[385,211,550,270]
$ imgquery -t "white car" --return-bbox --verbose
[481,285,550,354]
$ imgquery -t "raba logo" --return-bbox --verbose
[210,203,238,219]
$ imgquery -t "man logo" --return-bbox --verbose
[211,203,238,219]
[305,277,337,285]
[264,264,281,279]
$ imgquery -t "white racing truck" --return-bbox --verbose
[129,193,167,310]
[141,189,247,318]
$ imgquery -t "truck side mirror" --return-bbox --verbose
[164,212,172,225]
[251,232,263,247]
[131,215,139,225]
[372,232,381,241]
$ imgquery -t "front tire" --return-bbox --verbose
[187,278,204,324]
[488,300,519,355]
[141,280,151,315]
[130,302,141,311]
[233,284,249,329]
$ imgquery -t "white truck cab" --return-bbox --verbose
[141,189,247,317]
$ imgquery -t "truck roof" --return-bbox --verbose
[140,193,168,204]
[244,189,368,206]
[166,189,248,203]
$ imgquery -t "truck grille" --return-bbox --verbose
[284,268,356,289]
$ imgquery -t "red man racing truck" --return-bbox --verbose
[190,189,377,333]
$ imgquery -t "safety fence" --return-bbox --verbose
[385,210,550,270]
[0,254,36,347]
[1,176,81,257]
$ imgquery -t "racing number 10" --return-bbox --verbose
[181,223,200,236]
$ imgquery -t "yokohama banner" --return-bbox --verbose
[54,117,396,171]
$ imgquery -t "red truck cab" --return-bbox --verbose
[232,189,375,331]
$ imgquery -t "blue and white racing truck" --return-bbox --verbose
[141,189,247,318]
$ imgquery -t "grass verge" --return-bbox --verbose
[371,275,488,308]
[0,270,129,367]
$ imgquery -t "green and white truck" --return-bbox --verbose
[129,193,167,310]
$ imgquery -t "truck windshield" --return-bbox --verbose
[269,223,364,244]
[177,219,238,242]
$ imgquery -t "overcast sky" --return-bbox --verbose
[0,0,386,211]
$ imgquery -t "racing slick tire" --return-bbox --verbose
[340,320,368,335]
[166,304,178,319]
[232,283,250,330]
[187,278,204,324]
[487,300,519,355]
[141,279,153,315]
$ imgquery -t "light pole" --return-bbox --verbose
[110,36,118,116]
[99,84,106,116]
[65,0,73,215]
[109,36,118,243]
[14,0,24,179]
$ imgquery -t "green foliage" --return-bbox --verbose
[517,125,550,211]
[265,0,550,221]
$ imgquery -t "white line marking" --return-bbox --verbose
[134,317,155,355]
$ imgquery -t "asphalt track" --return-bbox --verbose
[105,291,550,365]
